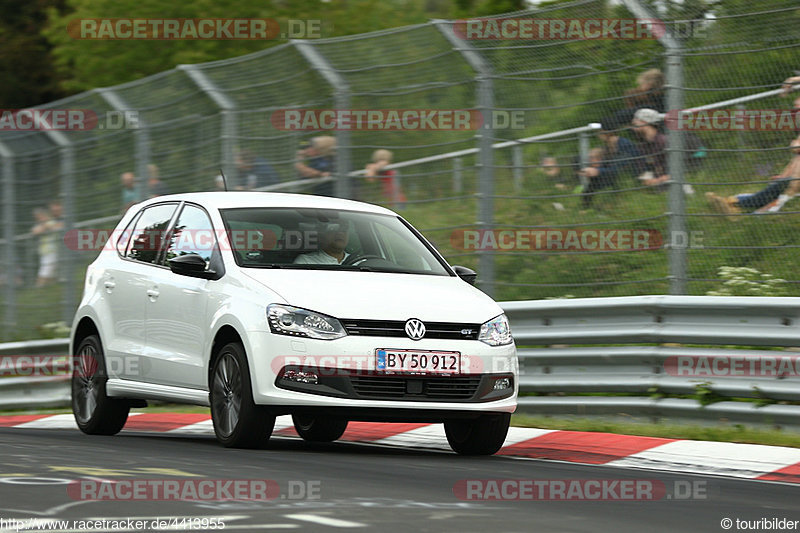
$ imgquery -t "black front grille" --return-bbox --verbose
[350,375,482,400]
[342,319,481,340]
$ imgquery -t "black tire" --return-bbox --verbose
[444,413,511,456]
[71,334,130,435]
[210,342,275,448]
[292,414,348,443]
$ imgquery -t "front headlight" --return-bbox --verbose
[478,314,513,346]
[267,304,347,340]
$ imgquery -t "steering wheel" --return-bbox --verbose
[342,253,383,266]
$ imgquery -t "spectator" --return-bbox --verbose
[634,69,666,112]
[613,68,666,126]
[706,139,800,216]
[235,150,279,190]
[781,74,800,96]
[31,207,59,287]
[296,136,336,196]
[48,200,64,232]
[631,108,669,187]
[580,120,643,209]
[146,164,169,198]
[365,149,406,208]
[540,156,567,190]
[120,171,140,212]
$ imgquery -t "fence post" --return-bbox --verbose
[59,145,77,324]
[293,40,352,199]
[35,120,77,325]
[623,0,687,295]
[453,157,463,193]
[0,142,15,340]
[435,20,495,296]
[179,65,237,187]
[512,145,523,192]
[97,88,151,199]
[664,45,687,295]
[578,130,591,188]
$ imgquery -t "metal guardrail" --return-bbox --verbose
[0,339,71,410]
[1,296,799,429]
[502,295,800,429]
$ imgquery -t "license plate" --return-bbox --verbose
[375,349,461,375]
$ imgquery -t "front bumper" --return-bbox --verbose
[243,330,518,415]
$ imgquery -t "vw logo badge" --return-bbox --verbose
[404,318,426,340]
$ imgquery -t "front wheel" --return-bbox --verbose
[444,413,510,455]
[71,334,130,435]
[210,342,275,448]
[292,414,348,442]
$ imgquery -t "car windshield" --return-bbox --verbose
[219,207,451,276]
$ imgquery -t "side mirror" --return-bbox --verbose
[169,254,216,280]
[452,265,477,285]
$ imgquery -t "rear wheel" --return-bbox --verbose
[292,414,348,442]
[210,342,275,448]
[444,413,510,455]
[71,334,130,435]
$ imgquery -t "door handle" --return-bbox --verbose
[146,288,160,300]
[103,280,115,291]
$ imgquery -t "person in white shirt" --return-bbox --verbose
[293,221,351,265]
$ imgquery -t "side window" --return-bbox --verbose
[116,212,140,256]
[163,204,216,268]
[126,204,178,264]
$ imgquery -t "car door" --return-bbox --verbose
[104,203,179,381]
[142,203,219,389]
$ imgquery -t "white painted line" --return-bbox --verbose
[285,514,366,528]
[13,412,145,430]
[210,525,299,530]
[14,414,77,429]
[502,426,558,447]
[607,440,800,478]
[0,528,296,533]
[168,415,294,436]
[273,415,294,432]
[373,424,451,450]
[166,419,214,435]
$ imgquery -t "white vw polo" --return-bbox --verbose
[70,192,517,454]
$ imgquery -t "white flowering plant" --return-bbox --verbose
[705,266,790,297]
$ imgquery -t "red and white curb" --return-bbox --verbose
[2,413,799,484]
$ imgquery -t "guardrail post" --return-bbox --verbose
[293,40,352,199]
[435,20,495,296]
[1,142,15,340]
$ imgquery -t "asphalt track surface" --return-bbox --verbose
[0,427,798,533]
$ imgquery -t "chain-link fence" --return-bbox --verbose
[2,0,800,341]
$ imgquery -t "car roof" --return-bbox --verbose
[135,191,398,216]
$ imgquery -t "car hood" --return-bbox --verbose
[241,269,502,323]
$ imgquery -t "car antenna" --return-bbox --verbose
[219,168,229,191]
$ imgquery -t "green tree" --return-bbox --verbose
[0,0,67,107]
[43,0,455,93]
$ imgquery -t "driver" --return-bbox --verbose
[293,220,351,265]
